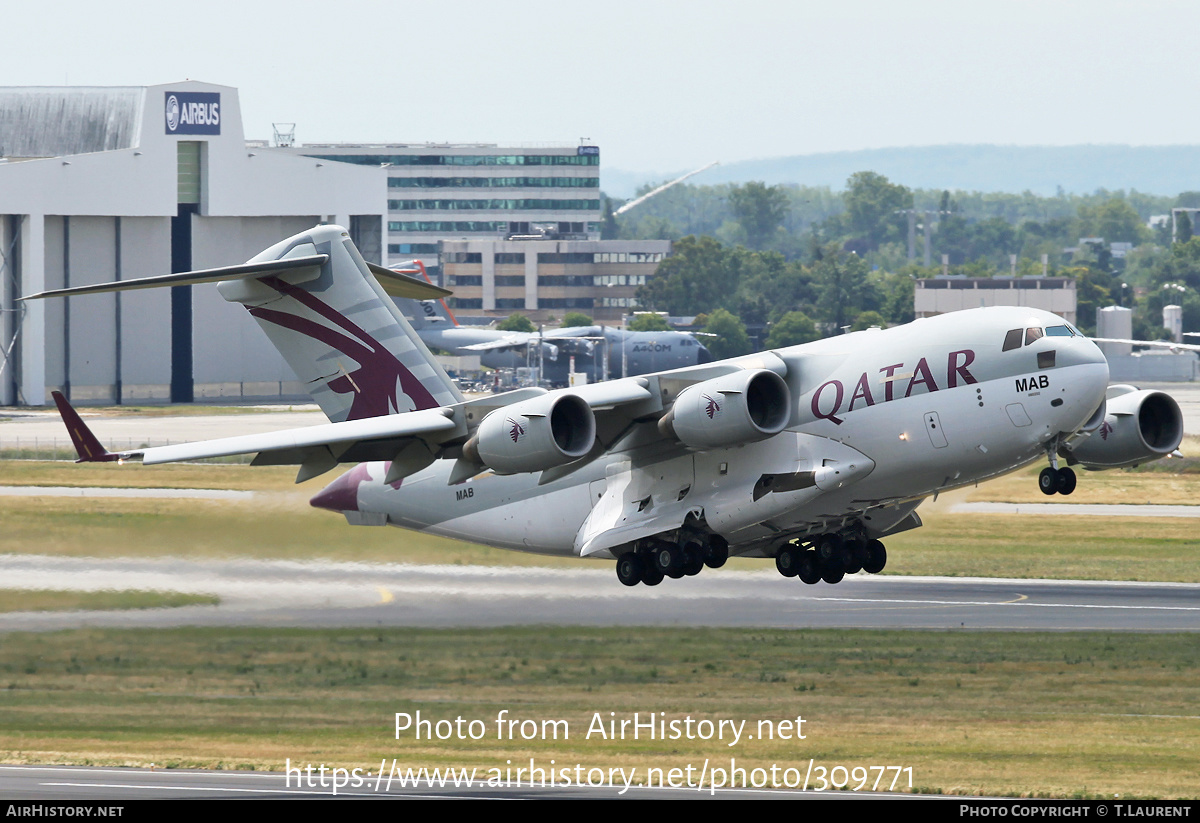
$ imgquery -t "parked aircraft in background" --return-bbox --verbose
[391,263,711,384]
[30,226,1183,587]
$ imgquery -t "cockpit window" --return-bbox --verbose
[1002,328,1023,352]
[1045,325,1075,337]
[1025,327,1044,345]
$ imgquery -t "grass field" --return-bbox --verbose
[0,590,219,613]
[0,626,1196,798]
[1,456,1197,798]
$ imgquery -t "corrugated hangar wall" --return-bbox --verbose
[36,216,173,405]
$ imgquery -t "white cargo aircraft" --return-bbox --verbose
[28,225,1185,587]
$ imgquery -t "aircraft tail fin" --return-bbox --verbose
[28,226,464,423]
[392,260,460,331]
[51,391,122,463]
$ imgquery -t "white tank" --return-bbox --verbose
[1096,305,1133,357]
[1163,304,1183,343]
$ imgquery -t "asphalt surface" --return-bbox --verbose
[0,764,935,800]
[0,555,1196,632]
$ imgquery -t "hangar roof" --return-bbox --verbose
[0,86,144,159]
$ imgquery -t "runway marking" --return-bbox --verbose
[808,596,1200,612]
[953,502,1200,518]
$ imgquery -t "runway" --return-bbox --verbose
[0,555,1196,632]
[0,764,927,801]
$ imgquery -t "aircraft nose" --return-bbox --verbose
[697,346,713,364]
[309,463,369,512]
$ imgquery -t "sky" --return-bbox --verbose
[2,1,1197,177]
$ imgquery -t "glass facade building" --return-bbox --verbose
[284,143,604,279]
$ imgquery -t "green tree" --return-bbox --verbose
[637,235,743,316]
[1078,198,1149,245]
[560,312,594,328]
[702,309,751,358]
[628,312,671,332]
[728,251,814,326]
[811,244,874,331]
[851,310,887,331]
[496,313,535,333]
[728,181,790,250]
[765,311,819,348]
[843,171,913,249]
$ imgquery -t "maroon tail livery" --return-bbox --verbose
[51,391,119,463]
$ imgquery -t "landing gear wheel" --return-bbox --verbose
[815,533,843,563]
[1038,467,1059,496]
[796,551,821,585]
[682,542,705,576]
[652,542,685,579]
[704,536,729,569]
[862,540,887,574]
[1056,466,1077,495]
[775,547,800,577]
[841,539,865,575]
[640,564,664,586]
[820,561,845,585]
[616,552,644,587]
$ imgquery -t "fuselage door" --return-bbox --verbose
[924,411,948,448]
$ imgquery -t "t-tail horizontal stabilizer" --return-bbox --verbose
[51,391,124,463]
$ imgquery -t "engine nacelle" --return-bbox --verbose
[1065,389,1183,469]
[463,393,596,474]
[659,369,791,450]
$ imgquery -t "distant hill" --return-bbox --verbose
[603,145,1200,199]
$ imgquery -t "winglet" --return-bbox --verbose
[51,391,121,463]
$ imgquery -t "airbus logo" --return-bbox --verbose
[163,91,221,135]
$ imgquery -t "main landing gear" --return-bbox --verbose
[775,533,886,585]
[615,534,729,587]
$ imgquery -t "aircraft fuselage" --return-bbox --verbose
[316,307,1110,560]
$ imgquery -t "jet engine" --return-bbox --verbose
[659,369,791,450]
[1065,389,1183,469]
[463,393,596,474]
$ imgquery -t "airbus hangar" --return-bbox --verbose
[0,81,385,407]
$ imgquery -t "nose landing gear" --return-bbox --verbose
[1038,461,1076,496]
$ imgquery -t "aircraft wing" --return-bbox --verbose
[138,408,458,465]
[459,336,534,353]
[51,380,655,484]
[1091,338,1200,353]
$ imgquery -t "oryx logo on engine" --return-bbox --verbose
[703,393,722,420]
[508,418,526,443]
